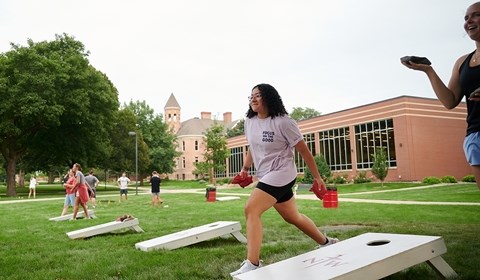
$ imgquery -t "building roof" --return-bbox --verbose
[176,118,240,136]
[164,93,180,109]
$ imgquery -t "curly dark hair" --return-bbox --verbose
[246,83,288,119]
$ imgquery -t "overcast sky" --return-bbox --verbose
[1,0,477,121]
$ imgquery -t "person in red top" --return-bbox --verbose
[71,163,92,220]
[61,169,76,216]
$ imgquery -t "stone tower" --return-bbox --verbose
[164,93,181,133]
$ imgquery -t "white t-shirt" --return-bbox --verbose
[118,176,130,189]
[245,115,303,186]
[29,178,37,189]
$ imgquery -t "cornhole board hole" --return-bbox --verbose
[135,221,246,251]
[216,196,241,201]
[49,210,96,221]
[66,218,144,239]
[234,232,457,280]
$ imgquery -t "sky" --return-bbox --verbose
[1,0,477,122]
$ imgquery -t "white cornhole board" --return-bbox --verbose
[234,232,457,280]
[216,196,241,201]
[135,221,246,251]
[66,218,144,239]
[49,210,96,221]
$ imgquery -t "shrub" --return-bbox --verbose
[332,174,348,184]
[296,176,305,183]
[304,154,331,184]
[441,175,457,183]
[422,176,441,185]
[462,175,476,182]
[353,171,372,184]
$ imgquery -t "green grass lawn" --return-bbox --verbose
[0,182,479,279]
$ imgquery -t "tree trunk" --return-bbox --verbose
[6,157,18,197]
[48,171,55,184]
[18,169,25,187]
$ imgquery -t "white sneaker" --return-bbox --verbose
[230,260,262,277]
[315,236,339,249]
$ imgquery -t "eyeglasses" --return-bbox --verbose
[248,93,262,101]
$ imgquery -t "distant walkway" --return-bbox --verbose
[1,184,479,206]
[161,184,480,206]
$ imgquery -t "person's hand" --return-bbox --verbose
[401,61,432,72]
[239,169,248,178]
[310,177,327,200]
[469,87,480,102]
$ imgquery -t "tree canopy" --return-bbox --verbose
[371,148,389,186]
[0,34,119,196]
[199,122,230,184]
[290,107,321,121]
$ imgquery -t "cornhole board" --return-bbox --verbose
[49,210,96,221]
[216,196,241,201]
[66,218,144,239]
[234,232,457,280]
[135,221,246,251]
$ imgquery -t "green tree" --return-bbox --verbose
[124,101,180,178]
[193,161,209,180]
[0,34,119,196]
[226,119,245,138]
[106,108,149,176]
[371,148,389,186]
[200,122,230,185]
[290,107,321,121]
[303,154,331,183]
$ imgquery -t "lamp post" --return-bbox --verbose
[128,131,138,195]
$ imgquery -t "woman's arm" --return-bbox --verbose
[402,55,466,109]
[295,140,325,184]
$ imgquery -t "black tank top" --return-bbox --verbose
[459,51,480,135]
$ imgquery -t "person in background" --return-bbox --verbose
[117,172,130,202]
[149,171,163,207]
[71,163,91,220]
[85,170,100,208]
[28,175,38,199]
[230,83,338,276]
[61,169,76,216]
[401,2,480,191]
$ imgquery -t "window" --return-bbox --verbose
[195,140,199,150]
[319,127,352,171]
[228,147,244,176]
[182,141,185,151]
[295,133,316,173]
[355,119,396,169]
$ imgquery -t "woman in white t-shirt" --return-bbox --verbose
[231,84,339,276]
[28,175,38,199]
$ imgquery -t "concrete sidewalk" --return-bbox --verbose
[1,184,479,206]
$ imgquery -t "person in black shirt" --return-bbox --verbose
[401,2,480,191]
[149,171,163,207]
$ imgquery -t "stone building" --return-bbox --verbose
[164,93,239,180]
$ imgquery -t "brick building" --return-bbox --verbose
[166,94,470,182]
[226,96,470,182]
[164,93,239,180]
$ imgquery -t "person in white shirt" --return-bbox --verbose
[231,84,339,276]
[28,175,38,199]
[117,172,131,202]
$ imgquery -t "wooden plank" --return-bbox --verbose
[49,210,95,221]
[234,232,457,280]
[135,221,246,251]
[216,196,241,201]
[67,218,143,239]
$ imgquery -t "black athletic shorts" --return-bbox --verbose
[256,179,296,203]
